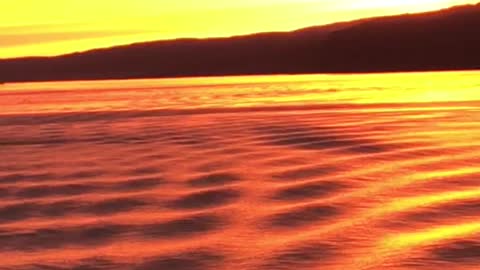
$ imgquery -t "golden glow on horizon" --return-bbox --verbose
[2,71,480,115]
[0,0,478,58]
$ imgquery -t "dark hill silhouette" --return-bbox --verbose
[1,3,479,83]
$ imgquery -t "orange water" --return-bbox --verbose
[0,71,480,269]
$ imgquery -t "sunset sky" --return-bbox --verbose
[1,0,477,59]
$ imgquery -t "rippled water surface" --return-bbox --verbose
[1,71,480,269]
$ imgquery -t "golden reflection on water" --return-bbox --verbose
[0,71,480,269]
[1,71,479,115]
[383,222,480,249]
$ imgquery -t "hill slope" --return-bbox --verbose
[1,3,479,82]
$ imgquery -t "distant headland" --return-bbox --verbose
[1,3,479,83]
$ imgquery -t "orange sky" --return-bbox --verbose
[0,0,477,59]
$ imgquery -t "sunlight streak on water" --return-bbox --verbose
[383,222,480,249]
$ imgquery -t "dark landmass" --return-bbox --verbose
[1,3,479,83]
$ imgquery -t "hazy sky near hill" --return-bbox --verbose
[0,0,477,58]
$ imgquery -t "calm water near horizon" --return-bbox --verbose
[1,71,479,115]
[1,71,480,269]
